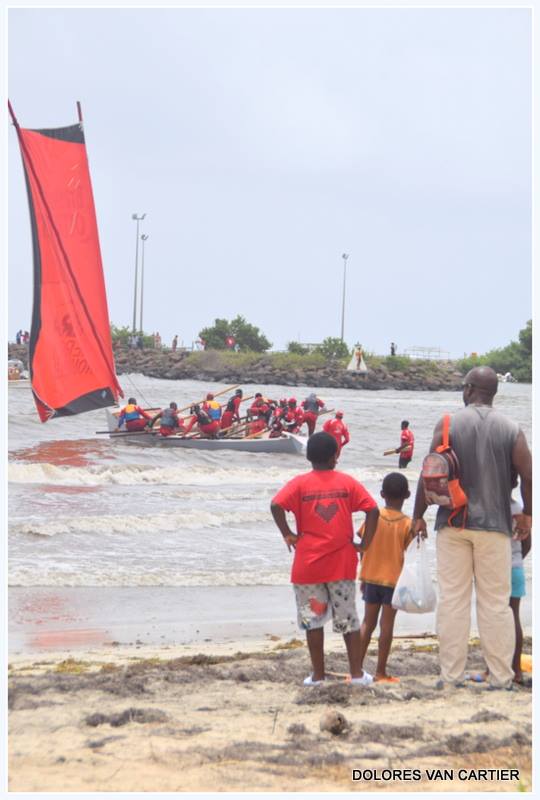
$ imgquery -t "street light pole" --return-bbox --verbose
[340,253,349,342]
[131,213,146,332]
[139,234,149,334]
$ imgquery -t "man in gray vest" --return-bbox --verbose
[412,366,532,689]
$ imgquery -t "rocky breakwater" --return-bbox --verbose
[8,344,464,391]
[111,346,464,391]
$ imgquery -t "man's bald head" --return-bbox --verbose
[463,366,498,406]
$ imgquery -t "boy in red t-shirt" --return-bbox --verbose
[271,432,379,686]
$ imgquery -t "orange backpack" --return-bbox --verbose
[421,415,468,526]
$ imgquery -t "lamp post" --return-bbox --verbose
[139,234,149,334]
[340,253,349,342]
[131,213,146,332]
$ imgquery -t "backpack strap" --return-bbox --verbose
[436,414,451,453]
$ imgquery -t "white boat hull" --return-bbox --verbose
[105,409,306,454]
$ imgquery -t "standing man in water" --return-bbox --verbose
[394,420,414,468]
[412,366,532,689]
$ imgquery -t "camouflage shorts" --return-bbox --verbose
[293,580,360,634]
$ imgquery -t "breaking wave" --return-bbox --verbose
[9,509,272,537]
[8,461,400,487]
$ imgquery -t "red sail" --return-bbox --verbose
[10,106,123,421]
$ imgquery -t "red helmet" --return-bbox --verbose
[206,393,214,400]
[336,410,344,418]
[288,397,296,405]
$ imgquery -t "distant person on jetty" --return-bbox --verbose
[117,398,152,432]
[221,389,243,430]
[323,411,350,457]
[390,342,397,356]
[271,431,379,686]
[355,344,364,370]
[172,335,178,351]
[395,420,414,468]
[301,393,326,435]
[413,366,532,689]
[357,472,414,683]
[149,402,185,437]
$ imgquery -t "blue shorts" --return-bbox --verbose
[361,582,395,606]
[511,566,526,599]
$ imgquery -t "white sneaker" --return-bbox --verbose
[347,671,373,687]
[303,674,325,686]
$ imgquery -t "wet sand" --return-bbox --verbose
[8,634,531,793]
[9,585,532,655]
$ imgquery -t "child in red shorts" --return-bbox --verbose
[271,432,379,686]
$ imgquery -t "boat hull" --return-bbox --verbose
[105,410,306,454]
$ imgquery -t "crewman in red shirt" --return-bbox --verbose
[183,404,221,438]
[271,431,379,686]
[221,389,243,430]
[283,398,304,433]
[246,410,267,437]
[323,411,350,457]
[394,420,414,468]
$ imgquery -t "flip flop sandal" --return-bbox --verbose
[374,675,400,683]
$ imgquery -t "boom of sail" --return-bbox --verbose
[9,101,122,421]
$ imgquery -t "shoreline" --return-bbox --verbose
[9,584,532,658]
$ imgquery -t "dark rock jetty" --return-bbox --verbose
[8,344,464,391]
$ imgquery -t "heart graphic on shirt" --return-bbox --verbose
[315,502,338,523]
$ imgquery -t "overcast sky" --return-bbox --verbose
[8,7,531,357]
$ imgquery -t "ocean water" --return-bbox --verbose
[8,376,531,589]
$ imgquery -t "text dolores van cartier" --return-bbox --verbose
[352,769,519,783]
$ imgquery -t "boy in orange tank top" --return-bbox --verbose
[357,472,414,683]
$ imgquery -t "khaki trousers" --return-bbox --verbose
[436,526,514,687]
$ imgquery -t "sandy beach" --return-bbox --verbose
[9,628,531,793]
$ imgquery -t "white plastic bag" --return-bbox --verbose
[391,538,436,613]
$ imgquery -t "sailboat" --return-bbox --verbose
[9,101,305,454]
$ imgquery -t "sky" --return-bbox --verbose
[7,6,532,358]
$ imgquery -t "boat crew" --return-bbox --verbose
[221,389,243,430]
[202,393,222,424]
[149,402,185,437]
[283,397,304,433]
[301,392,326,435]
[322,410,350,456]
[117,398,152,432]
